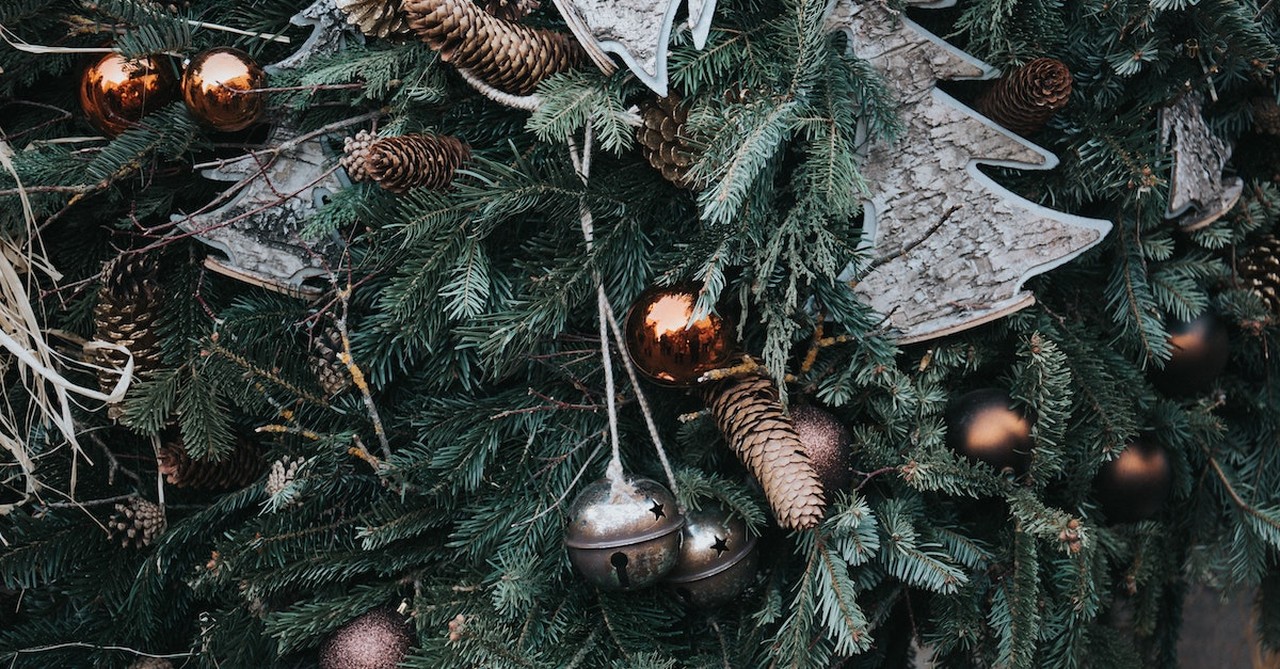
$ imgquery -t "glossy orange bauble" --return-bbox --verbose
[181,47,267,132]
[623,285,737,386]
[79,53,176,137]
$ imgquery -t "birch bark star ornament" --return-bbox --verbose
[832,0,1112,344]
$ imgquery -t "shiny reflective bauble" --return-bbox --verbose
[792,405,853,497]
[1095,437,1171,523]
[666,506,758,608]
[181,47,266,132]
[564,476,685,591]
[623,284,737,386]
[944,389,1034,475]
[1150,313,1230,396]
[318,609,410,669]
[79,53,176,137]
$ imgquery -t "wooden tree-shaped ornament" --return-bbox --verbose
[832,0,1112,344]
[1161,92,1243,232]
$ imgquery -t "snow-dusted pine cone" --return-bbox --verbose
[157,433,263,491]
[341,130,376,183]
[265,456,307,498]
[93,255,163,417]
[704,375,826,530]
[637,94,697,187]
[403,0,586,95]
[976,57,1073,136]
[336,0,413,38]
[110,498,166,548]
[1240,234,1280,314]
[363,133,471,193]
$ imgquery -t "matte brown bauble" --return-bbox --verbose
[791,405,852,497]
[666,506,758,608]
[1094,438,1171,523]
[944,389,1033,475]
[181,47,266,132]
[623,284,737,386]
[564,476,685,591]
[79,53,176,137]
[319,609,410,669]
[1149,313,1229,396]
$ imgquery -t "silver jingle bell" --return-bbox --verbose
[665,506,758,608]
[564,476,685,591]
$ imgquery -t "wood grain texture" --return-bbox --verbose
[831,0,1111,344]
[1161,93,1243,231]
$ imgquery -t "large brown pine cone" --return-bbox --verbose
[1253,97,1280,136]
[704,375,826,531]
[1240,234,1280,315]
[976,57,1073,136]
[637,94,698,188]
[109,498,166,548]
[94,255,163,417]
[157,432,264,491]
[336,0,414,38]
[363,133,471,193]
[403,0,586,95]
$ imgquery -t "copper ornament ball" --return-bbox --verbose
[791,405,853,497]
[665,506,758,608]
[623,284,737,386]
[1095,437,1171,524]
[318,609,410,669]
[564,476,685,591]
[1149,312,1230,396]
[79,53,176,137]
[944,388,1034,475]
[181,47,267,132]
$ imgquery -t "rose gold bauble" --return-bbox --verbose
[318,609,410,669]
[79,53,176,137]
[180,47,266,132]
[623,284,737,386]
[1095,437,1171,523]
[944,388,1034,475]
[791,405,853,496]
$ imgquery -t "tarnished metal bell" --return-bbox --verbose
[564,476,684,591]
[665,506,758,608]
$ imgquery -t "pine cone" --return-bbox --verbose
[109,498,165,548]
[336,0,413,38]
[1253,97,1280,136]
[265,456,307,498]
[1240,234,1280,314]
[93,255,163,417]
[363,133,471,193]
[341,130,376,183]
[976,57,1073,136]
[479,0,539,21]
[157,432,264,491]
[403,0,586,95]
[704,376,826,530]
[127,659,174,669]
[637,94,698,188]
[310,322,353,396]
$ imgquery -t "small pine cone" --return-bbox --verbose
[336,0,413,38]
[93,256,163,415]
[479,0,539,21]
[1240,234,1280,314]
[1253,97,1280,136]
[157,433,264,491]
[127,659,174,669]
[403,0,586,95]
[637,94,698,188]
[265,456,307,498]
[309,323,352,396]
[365,133,471,193]
[341,130,376,183]
[704,376,826,530]
[976,57,1073,136]
[109,498,165,548]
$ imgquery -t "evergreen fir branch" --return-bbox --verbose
[876,501,968,595]
[119,366,179,433]
[526,71,635,154]
[175,365,234,459]
[441,239,492,320]
[263,584,405,655]
[672,468,768,532]
[989,527,1041,669]
[694,100,798,226]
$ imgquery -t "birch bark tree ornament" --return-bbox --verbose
[1161,92,1243,232]
[548,0,717,95]
[830,0,1112,344]
[171,132,349,298]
